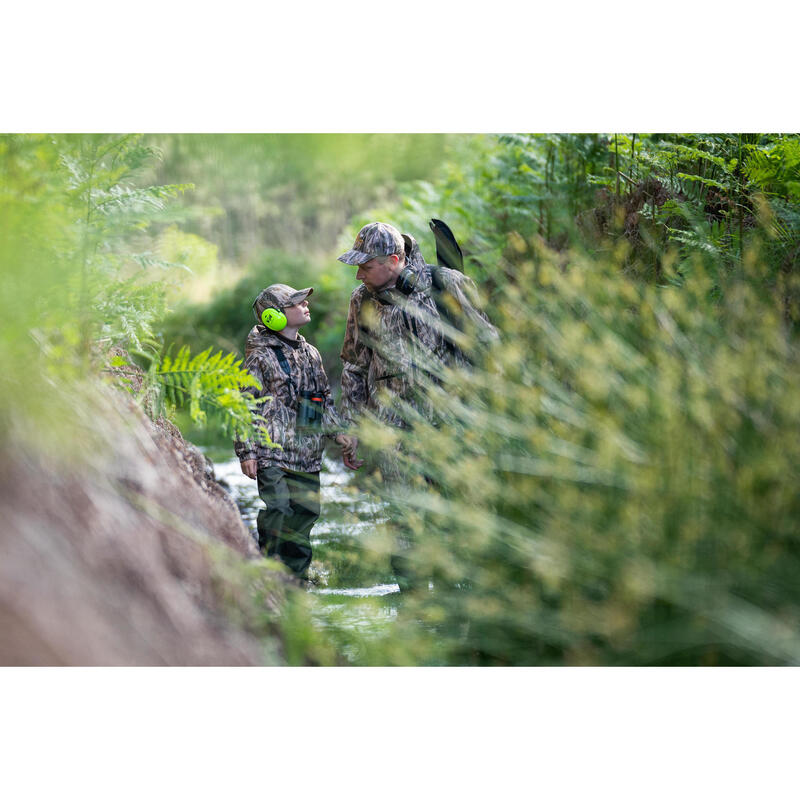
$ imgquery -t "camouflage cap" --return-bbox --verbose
[253,283,313,323]
[337,222,406,266]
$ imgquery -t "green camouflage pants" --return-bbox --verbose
[256,465,320,578]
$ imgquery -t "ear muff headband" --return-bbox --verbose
[261,307,287,331]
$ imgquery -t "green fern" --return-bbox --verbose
[745,138,800,200]
[153,345,273,444]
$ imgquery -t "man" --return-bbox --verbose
[337,221,497,587]
[235,283,355,579]
[339,222,495,428]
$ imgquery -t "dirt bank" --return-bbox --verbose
[0,359,286,665]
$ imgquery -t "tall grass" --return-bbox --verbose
[344,232,800,665]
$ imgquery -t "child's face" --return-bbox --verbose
[284,299,311,328]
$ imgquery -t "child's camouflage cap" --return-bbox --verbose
[252,283,313,322]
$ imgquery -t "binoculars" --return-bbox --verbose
[297,390,324,429]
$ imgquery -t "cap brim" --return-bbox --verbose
[337,250,373,266]
[287,287,313,305]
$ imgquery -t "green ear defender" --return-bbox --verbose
[261,307,287,331]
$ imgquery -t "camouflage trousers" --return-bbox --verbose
[256,465,320,578]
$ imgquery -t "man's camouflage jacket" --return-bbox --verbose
[340,235,497,429]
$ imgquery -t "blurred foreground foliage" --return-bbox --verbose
[0,133,264,445]
[327,133,800,665]
[350,244,800,664]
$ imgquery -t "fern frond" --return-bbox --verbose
[676,173,729,192]
[153,345,268,442]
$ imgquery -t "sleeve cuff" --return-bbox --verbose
[234,440,258,462]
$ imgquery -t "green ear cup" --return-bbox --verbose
[261,307,287,331]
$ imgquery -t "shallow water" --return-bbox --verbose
[212,452,403,655]
[208,450,456,664]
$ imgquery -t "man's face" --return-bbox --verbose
[283,298,311,327]
[355,255,400,294]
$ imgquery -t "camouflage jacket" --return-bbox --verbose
[340,236,497,429]
[234,326,344,472]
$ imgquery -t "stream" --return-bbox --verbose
[212,453,404,656]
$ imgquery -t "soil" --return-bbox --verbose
[0,351,284,665]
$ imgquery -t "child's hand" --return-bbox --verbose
[240,459,258,479]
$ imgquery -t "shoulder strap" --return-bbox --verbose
[428,264,458,325]
[270,346,292,380]
[426,264,464,360]
[430,262,446,293]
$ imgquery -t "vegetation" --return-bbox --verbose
[335,133,800,665]
[152,346,264,441]
[0,134,261,446]
[2,132,799,665]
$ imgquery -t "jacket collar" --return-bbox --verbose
[253,325,305,349]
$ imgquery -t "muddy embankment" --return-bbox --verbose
[0,354,288,665]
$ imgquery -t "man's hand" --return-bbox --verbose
[240,459,258,480]
[343,450,364,470]
[335,434,364,470]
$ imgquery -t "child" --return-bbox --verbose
[234,283,357,578]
